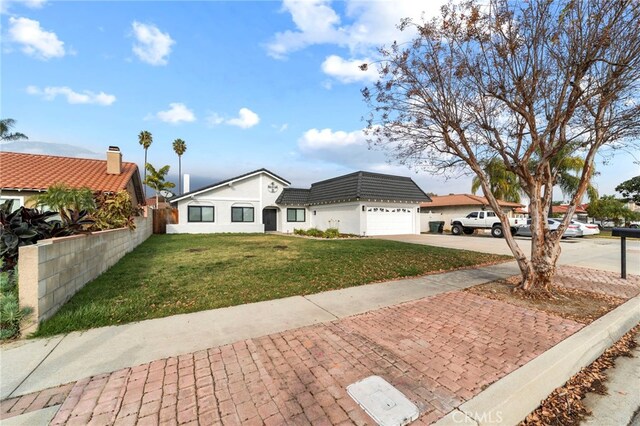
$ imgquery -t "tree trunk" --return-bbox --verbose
[143,149,148,199]
[178,156,182,196]
[516,191,562,293]
[156,193,159,209]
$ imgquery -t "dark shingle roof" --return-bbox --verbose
[307,171,431,205]
[171,168,290,203]
[276,188,310,205]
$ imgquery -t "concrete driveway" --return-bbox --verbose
[377,233,640,276]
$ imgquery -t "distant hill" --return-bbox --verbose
[0,141,101,159]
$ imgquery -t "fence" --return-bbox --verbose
[18,215,153,333]
[153,208,178,234]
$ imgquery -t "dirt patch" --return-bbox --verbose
[466,276,625,324]
[272,245,288,250]
[520,325,639,426]
[185,248,207,253]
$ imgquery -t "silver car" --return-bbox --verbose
[515,218,583,238]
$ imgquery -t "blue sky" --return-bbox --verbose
[1,0,637,200]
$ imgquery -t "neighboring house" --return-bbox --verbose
[0,147,145,211]
[419,194,524,232]
[551,204,588,221]
[167,169,430,236]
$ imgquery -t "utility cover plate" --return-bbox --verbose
[347,376,419,426]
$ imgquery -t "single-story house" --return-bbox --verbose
[551,204,589,221]
[419,193,524,232]
[0,147,145,212]
[167,169,431,236]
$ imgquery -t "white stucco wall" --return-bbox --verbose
[310,202,362,235]
[279,205,311,234]
[167,172,289,234]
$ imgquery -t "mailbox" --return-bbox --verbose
[611,227,640,279]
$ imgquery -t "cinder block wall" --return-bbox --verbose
[18,216,153,333]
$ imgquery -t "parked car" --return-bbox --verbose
[570,220,600,236]
[515,218,583,238]
[450,210,524,238]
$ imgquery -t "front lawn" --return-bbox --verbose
[34,234,510,336]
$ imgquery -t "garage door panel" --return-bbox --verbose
[366,207,414,235]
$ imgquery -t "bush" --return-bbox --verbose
[0,206,90,271]
[91,191,141,231]
[292,227,343,239]
[324,228,340,238]
[0,266,32,340]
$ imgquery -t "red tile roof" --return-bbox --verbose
[552,204,587,214]
[421,194,524,208]
[0,152,143,201]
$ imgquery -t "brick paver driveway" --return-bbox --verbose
[46,291,582,425]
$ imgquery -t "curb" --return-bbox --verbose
[434,294,640,426]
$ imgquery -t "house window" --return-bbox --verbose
[232,206,254,222]
[188,206,215,222]
[0,196,23,213]
[287,208,305,222]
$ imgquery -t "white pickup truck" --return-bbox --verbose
[450,211,523,238]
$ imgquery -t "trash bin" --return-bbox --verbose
[429,221,445,233]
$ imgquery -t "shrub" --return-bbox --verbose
[0,265,32,340]
[91,191,141,231]
[293,228,306,236]
[324,228,340,239]
[305,228,324,237]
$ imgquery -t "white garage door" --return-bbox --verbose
[366,206,415,235]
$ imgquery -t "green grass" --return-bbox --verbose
[34,234,510,337]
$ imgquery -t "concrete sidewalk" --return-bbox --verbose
[0,261,520,401]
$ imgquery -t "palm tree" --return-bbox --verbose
[138,130,153,198]
[550,153,598,215]
[0,118,28,141]
[143,163,175,208]
[172,138,187,195]
[471,158,522,203]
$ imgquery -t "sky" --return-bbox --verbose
[1,0,638,201]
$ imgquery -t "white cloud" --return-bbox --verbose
[298,127,390,169]
[26,85,116,105]
[8,17,65,60]
[206,112,224,126]
[227,108,260,129]
[267,0,448,59]
[208,108,260,129]
[321,55,377,83]
[155,103,196,124]
[267,0,343,59]
[131,21,174,66]
[274,123,288,132]
[23,0,46,8]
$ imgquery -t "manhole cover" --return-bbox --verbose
[347,376,419,426]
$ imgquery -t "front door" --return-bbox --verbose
[263,208,277,231]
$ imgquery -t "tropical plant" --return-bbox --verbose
[143,163,175,208]
[172,138,187,195]
[616,176,640,204]
[0,207,68,271]
[362,0,639,292]
[91,191,141,230]
[471,158,522,203]
[0,118,28,142]
[0,264,32,340]
[31,184,96,225]
[138,130,153,198]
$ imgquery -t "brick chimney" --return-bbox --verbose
[106,146,122,175]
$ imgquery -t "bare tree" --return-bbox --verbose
[363,0,640,293]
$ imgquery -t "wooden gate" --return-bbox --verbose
[153,208,178,234]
